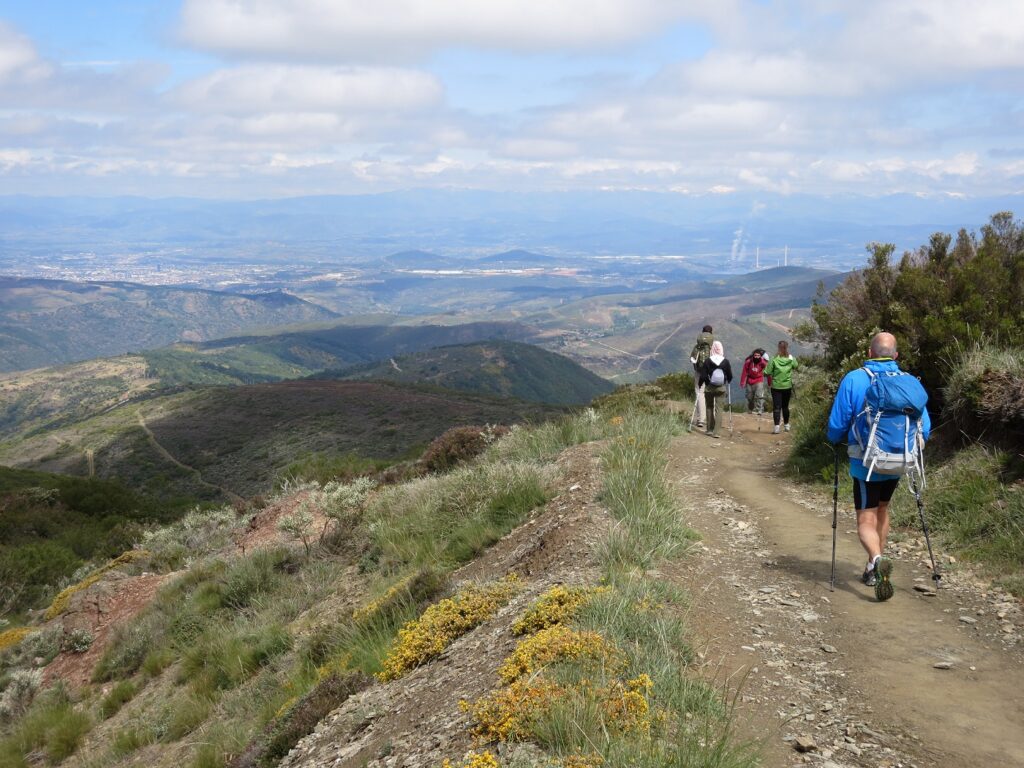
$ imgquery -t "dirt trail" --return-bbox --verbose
[666,411,1024,768]
[136,410,244,503]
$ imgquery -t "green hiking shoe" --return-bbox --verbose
[874,557,894,602]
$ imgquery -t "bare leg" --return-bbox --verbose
[876,501,891,554]
[857,507,882,561]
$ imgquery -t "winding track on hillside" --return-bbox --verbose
[136,410,243,504]
[665,411,1024,767]
[605,319,690,379]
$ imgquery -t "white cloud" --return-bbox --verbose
[173,65,443,115]
[0,23,53,83]
[178,0,725,60]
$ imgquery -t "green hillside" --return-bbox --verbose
[329,340,614,404]
[0,277,339,373]
[0,380,563,502]
[0,321,535,442]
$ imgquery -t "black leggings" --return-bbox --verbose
[771,388,792,426]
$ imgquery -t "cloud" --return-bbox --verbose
[172,65,444,115]
[178,0,722,60]
[0,23,53,83]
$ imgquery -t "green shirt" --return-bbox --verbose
[764,355,798,390]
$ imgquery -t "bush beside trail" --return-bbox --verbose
[788,211,1024,595]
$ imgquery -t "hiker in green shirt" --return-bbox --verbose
[763,340,797,434]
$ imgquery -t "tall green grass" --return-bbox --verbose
[598,412,698,574]
[365,460,553,572]
[890,445,1024,595]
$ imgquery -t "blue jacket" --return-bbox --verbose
[826,359,931,480]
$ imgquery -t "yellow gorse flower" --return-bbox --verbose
[511,584,608,636]
[378,575,519,682]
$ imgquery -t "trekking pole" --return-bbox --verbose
[910,475,942,592]
[830,444,839,592]
[727,383,734,434]
[687,397,699,432]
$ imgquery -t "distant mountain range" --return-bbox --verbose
[0,276,338,372]
[3,191,1020,269]
[329,340,613,405]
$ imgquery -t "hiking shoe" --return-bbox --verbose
[784,423,791,432]
[772,425,781,434]
[874,557,894,601]
[861,563,877,587]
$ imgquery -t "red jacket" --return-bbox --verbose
[740,356,767,387]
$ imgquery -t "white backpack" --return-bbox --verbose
[709,367,726,386]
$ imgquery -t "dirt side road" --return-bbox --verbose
[666,411,1024,768]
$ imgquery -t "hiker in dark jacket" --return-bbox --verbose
[740,348,768,414]
[689,325,715,429]
[698,340,732,438]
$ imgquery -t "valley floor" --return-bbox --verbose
[666,411,1024,768]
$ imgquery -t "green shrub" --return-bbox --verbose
[92,616,161,682]
[366,460,552,572]
[229,671,372,768]
[651,372,695,401]
[98,680,137,719]
[0,686,91,766]
[419,426,510,474]
[890,445,1024,592]
[943,344,1024,443]
[277,451,390,487]
[597,412,696,574]
[181,624,291,694]
[162,693,212,741]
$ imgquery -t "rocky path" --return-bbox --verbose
[665,411,1024,768]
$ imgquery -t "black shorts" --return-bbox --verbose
[853,477,900,511]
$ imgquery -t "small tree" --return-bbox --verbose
[320,477,376,542]
[277,504,315,558]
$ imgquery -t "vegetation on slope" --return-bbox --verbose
[0,321,536,443]
[329,340,614,405]
[0,467,165,615]
[1,380,564,502]
[789,211,1024,594]
[0,383,752,768]
[0,277,338,373]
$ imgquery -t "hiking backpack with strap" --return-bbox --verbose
[694,339,711,368]
[709,365,726,386]
[847,367,929,482]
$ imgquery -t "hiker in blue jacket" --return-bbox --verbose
[827,332,931,600]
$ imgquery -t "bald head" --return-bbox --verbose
[870,332,898,359]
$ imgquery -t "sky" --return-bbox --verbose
[0,0,1023,199]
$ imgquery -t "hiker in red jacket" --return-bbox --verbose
[740,348,768,414]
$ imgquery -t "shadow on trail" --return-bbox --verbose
[768,552,880,603]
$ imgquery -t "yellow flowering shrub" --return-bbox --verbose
[441,750,500,768]
[378,575,519,682]
[601,675,655,735]
[498,625,620,684]
[352,573,415,624]
[557,756,604,768]
[511,585,607,636]
[462,678,565,742]
[0,627,33,652]
[45,549,150,620]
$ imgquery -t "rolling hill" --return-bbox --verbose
[0,380,563,501]
[0,276,338,372]
[331,340,613,405]
[525,266,849,382]
[0,321,536,441]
